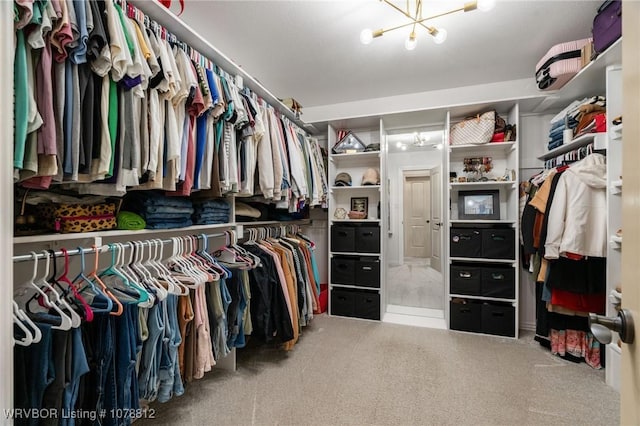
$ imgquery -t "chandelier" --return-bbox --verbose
[360,0,496,50]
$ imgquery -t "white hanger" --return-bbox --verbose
[152,239,189,296]
[131,241,169,300]
[170,237,202,288]
[23,252,72,331]
[35,250,82,328]
[122,242,167,302]
[13,310,33,347]
[13,300,41,344]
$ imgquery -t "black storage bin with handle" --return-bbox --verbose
[450,299,482,332]
[481,266,516,299]
[331,257,356,285]
[450,264,482,296]
[355,258,380,288]
[331,289,356,317]
[481,228,515,259]
[450,228,482,258]
[331,226,355,252]
[481,302,515,337]
[354,290,380,320]
[355,226,380,253]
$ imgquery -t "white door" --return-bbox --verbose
[621,4,640,422]
[430,166,442,273]
[403,172,431,258]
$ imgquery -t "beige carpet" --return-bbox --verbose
[138,315,619,426]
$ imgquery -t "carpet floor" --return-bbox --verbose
[387,258,444,310]
[138,315,619,426]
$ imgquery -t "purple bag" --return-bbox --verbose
[592,0,621,54]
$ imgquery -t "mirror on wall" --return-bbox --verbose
[385,128,445,319]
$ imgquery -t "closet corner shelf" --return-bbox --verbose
[450,181,515,189]
[610,235,622,248]
[538,133,607,161]
[449,141,516,155]
[13,223,239,244]
[329,151,380,162]
[450,257,516,264]
[534,38,622,112]
[331,219,380,223]
[610,180,623,194]
[449,220,516,225]
[449,294,516,304]
[331,185,381,191]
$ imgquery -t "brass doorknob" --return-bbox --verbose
[588,309,635,344]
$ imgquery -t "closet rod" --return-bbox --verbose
[12,232,228,263]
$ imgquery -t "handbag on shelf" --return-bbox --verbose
[450,110,496,145]
[36,200,120,234]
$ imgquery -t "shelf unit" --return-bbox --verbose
[446,103,520,339]
[327,123,384,321]
[537,132,608,161]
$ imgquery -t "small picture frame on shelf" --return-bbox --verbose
[350,197,368,218]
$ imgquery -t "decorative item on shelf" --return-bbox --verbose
[334,172,352,187]
[359,0,496,50]
[334,207,348,220]
[450,110,496,145]
[361,168,380,185]
[333,131,366,154]
[364,143,380,152]
[496,169,516,182]
[463,157,493,182]
[348,210,367,220]
[457,190,500,220]
[350,197,368,219]
[450,172,458,183]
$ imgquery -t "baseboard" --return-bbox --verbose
[519,321,536,331]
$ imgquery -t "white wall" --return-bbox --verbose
[1,1,14,421]
[304,78,543,124]
[387,150,441,266]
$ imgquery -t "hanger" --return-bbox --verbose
[74,247,114,315]
[35,250,82,328]
[185,236,217,282]
[13,308,34,347]
[89,245,124,316]
[13,300,40,345]
[132,240,173,298]
[124,242,167,302]
[180,237,210,284]
[48,249,94,322]
[24,252,73,330]
[197,234,228,279]
[168,237,203,288]
[151,239,189,295]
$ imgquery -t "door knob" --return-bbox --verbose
[426,220,430,223]
[588,309,635,344]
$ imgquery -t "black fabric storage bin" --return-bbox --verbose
[449,299,481,332]
[481,302,515,337]
[355,258,380,288]
[331,226,355,252]
[481,229,515,259]
[450,264,482,296]
[354,291,380,320]
[481,266,516,299]
[450,228,482,258]
[331,289,356,317]
[331,257,356,285]
[355,226,380,253]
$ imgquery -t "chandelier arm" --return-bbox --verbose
[376,4,472,37]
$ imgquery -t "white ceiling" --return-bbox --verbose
[176,1,600,110]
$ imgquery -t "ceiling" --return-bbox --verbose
[175,1,601,111]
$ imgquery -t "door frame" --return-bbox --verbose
[398,166,432,264]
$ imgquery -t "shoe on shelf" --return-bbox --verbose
[612,116,622,126]
[616,229,622,238]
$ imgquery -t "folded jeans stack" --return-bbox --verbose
[124,192,194,229]
[547,96,605,150]
[192,199,231,225]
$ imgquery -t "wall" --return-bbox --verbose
[387,150,441,266]
[304,78,543,124]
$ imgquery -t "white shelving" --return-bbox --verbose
[446,103,520,339]
[328,123,384,321]
[538,132,607,161]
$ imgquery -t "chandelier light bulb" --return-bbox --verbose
[433,28,447,44]
[477,0,496,12]
[360,28,374,45]
[405,32,417,50]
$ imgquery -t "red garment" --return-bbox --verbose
[550,288,605,314]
